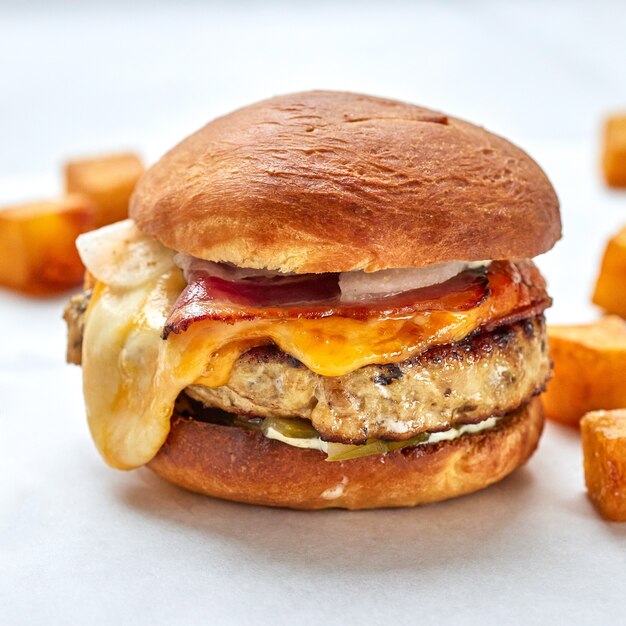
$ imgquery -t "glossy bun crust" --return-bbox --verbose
[147,397,543,510]
[131,91,560,273]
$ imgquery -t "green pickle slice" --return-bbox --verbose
[325,432,431,462]
[259,415,435,462]
[262,416,319,439]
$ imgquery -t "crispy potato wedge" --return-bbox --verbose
[603,115,626,188]
[581,410,626,521]
[543,316,626,427]
[0,195,96,295]
[593,225,626,318]
[64,152,144,227]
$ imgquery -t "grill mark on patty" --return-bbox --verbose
[371,364,404,385]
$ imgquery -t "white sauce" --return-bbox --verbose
[264,416,499,459]
[263,426,327,452]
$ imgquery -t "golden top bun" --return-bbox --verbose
[130,91,560,274]
[148,397,543,510]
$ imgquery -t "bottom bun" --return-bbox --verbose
[148,397,544,510]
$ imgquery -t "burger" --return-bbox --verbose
[64,91,560,509]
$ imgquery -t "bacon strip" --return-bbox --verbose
[162,260,548,339]
[163,265,493,337]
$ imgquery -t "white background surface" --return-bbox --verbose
[2,2,626,624]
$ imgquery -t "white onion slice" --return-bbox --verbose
[76,219,175,288]
[338,262,469,301]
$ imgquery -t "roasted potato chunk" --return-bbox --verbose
[543,317,626,426]
[581,410,626,521]
[64,153,144,227]
[0,195,95,295]
[603,115,626,187]
[593,225,626,318]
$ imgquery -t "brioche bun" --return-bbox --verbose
[131,90,560,273]
[147,397,543,510]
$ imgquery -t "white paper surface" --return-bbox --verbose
[2,2,626,625]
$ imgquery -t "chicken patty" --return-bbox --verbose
[187,316,549,443]
[63,290,91,365]
[65,292,549,445]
